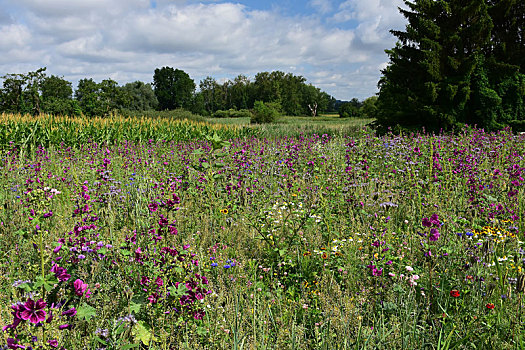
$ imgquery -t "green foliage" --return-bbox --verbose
[120,81,158,111]
[339,101,363,118]
[251,101,280,124]
[75,78,127,117]
[377,0,525,132]
[0,68,47,115]
[199,71,333,116]
[361,96,378,118]
[212,109,252,118]
[153,67,196,110]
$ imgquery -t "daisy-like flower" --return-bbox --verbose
[20,298,47,324]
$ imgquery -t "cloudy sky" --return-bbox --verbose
[0,0,407,100]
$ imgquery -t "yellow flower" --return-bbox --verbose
[220,208,228,215]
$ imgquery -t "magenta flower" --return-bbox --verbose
[2,303,24,331]
[20,298,47,324]
[50,264,71,282]
[148,202,158,212]
[73,279,88,296]
[429,228,440,241]
[6,337,24,349]
[193,309,205,320]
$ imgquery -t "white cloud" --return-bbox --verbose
[309,0,333,14]
[0,0,407,100]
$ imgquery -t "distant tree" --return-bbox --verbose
[120,81,158,111]
[339,102,363,118]
[361,96,378,118]
[254,71,283,104]
[153,67,195,110]
[281,73,306,116]
[41,75,72,100]
[0,68,46,115]
[75,78,124,117]
[75,78,100,117]
[188,92,206,115]
[230,74,251,110]
[199,76,221,115]
[41,75,80,116]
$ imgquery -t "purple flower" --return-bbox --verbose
[46,310,53,323]
[53,244,62,253]
[62,307,77,317]
[20,298,47,324]
[59,324,71,330]
[2,303,24,331]
[6,337,24,349]
[422,217,432,227]
[48,339,58,348]
[73,279,88,296]
[148,202,158,212]
[430,214,440,226]
[429,228,440,241]
[50,264,71,282]
[193,309,205,320]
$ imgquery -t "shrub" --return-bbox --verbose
[251,101,280,124]
[212,109,253,118]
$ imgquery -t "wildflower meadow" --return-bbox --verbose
[0,114,524,348]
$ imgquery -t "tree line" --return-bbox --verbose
[376,0,525,132]
[0,67,338,118]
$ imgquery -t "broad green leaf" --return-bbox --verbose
[132,321,156,346]
[76,303,96,321]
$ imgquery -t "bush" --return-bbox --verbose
[212,110,230,118]
[212,109,253,118]
[251,101,280,124]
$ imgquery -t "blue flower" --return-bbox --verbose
[211,262,218,267]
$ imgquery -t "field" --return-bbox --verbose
[0,113,524,349]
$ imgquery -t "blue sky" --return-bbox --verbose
[0,0,407,100]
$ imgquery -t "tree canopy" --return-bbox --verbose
[0,67,336,118]
[153,67,195,111]
[376,0,525,132]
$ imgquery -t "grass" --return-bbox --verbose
[0,114,524,349]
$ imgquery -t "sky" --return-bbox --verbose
[0,0,408,101]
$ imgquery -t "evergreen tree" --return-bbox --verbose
[377,0,496,131]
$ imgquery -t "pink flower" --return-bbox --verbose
[20,298,47,324]
[73,279,88,296]
[148,202,158,212]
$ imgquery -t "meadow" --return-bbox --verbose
[0,113,524,349]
